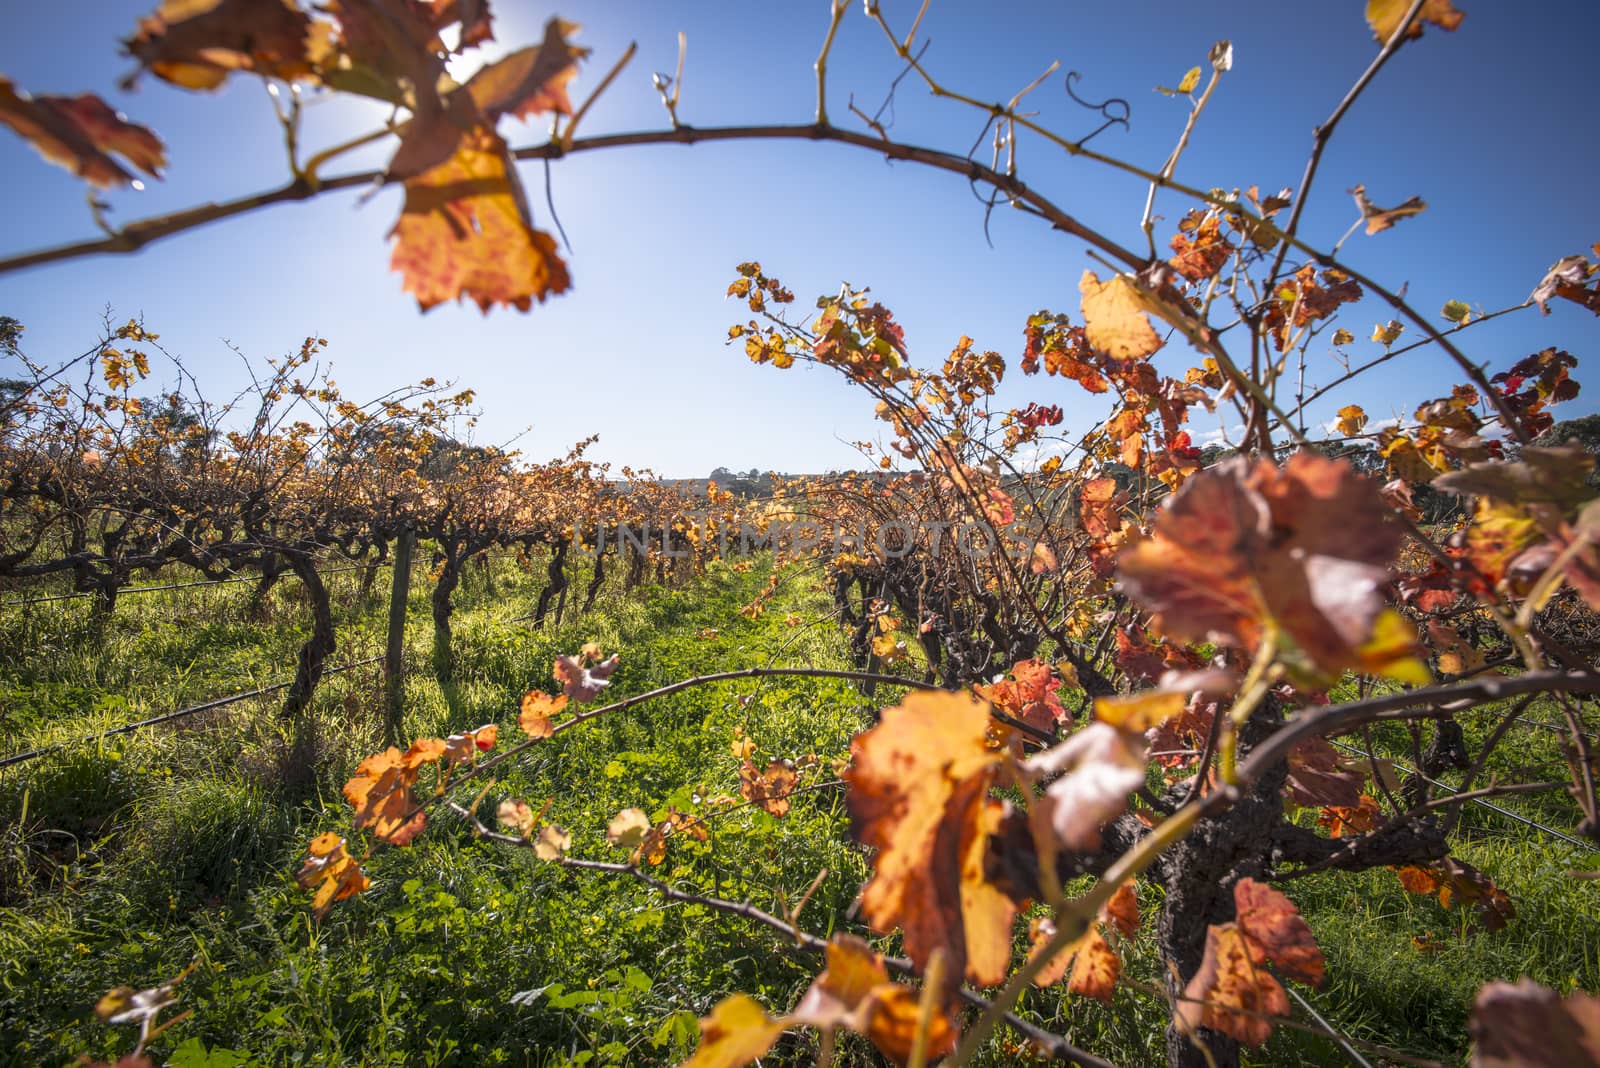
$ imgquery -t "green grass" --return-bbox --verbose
[0,555,1596,1066]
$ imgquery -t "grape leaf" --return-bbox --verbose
[679,994,790,1068]
[1232,878,1324,986]
[1284,737,1365,809]
[552,649,620,702]
[1068,927,1120,1003]
[442,722,496,765]
[845,690,1014,985]
[1349,185,1427,235]
[1105,880,1139,938]
[1366,0,1464,43]
[389,126,571,313]
[464,18,589,122]
[519,690,567,737]
[790,935,957,1064]
[1169,210,1231,282]
[1178,923,1289,1047]
[737,759,799,817]
[1469,979,1600,1068]
[1024,722,1148,852]
[1116,451,1425,684]
[1080,271,1164,360]
[0,79,165,188]
[123,0,316,90]
[976,658,1067,734]
[534,823,570,861]
[606,807,651,849]
[342,744,434,845]
[1094,690,1187,733]
[1532,254,1596,316]
[497,799,537,837]
[1337,404,1368,437]
[296,832,370,919]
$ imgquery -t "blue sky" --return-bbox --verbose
[3,1,1597,477]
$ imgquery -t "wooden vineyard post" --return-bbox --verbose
[383,527,415,746]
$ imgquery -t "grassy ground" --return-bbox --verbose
[0,557,1597,1066]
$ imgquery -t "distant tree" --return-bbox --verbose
[1535,413,1600,488]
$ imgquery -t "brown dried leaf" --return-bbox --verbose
[1349,184,1427,235]
[1469,979,1600,1068]
[123,0,316,90]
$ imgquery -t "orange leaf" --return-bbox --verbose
[1067,927,1120,1003]
[519,690,567,737]
[791,934,892,1027]
[1094,690,1186,733]
[1179,923,1289,1047]
[296,833,370,919]
[388,126,570,313]
[860,984,957,1065]
[738,759,799,817]
[845,691,1012,985]
[1336,404,1368,437]
[1027,917,1080,988]
[342,747,428,845]
[402,737,447,770]
[1104,880,1140,939]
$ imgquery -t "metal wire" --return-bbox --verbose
[0,655,383,771]
[1,562,387,608]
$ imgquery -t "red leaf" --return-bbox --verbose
[0,79,164,188]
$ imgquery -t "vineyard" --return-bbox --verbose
[3,2,1600,1067]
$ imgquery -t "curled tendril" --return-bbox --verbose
[1064,71,1130,147]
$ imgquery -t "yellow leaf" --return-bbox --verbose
[1177,66,1201,94]
[1095,690,1186,732]
[606,807,651,849]
[1336,404,1368,437]
[1080,271,1163,360]
[681,994,791,1068]
[1366,0,1463,42]
[1372,319,1404,346]
[1356,609,1432,686]
[534,823,570,861]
